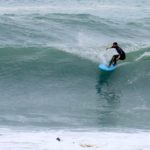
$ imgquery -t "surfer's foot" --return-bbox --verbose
[108,63,116,67]
[112,63,117,66]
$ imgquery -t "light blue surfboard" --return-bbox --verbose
[99,64,117,71]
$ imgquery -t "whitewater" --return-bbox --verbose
[0,0,150,149]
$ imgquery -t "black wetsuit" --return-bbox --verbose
[115,46,126,59]
[109,46,126,66]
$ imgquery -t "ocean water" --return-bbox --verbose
[0,0,150,149]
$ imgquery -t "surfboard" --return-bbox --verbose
[99,64,117,71]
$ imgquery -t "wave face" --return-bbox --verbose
[0,47,149,130]
[0,0,150,131]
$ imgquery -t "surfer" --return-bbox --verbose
[106,42,126,67]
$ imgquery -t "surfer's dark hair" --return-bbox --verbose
[113,42,118,45]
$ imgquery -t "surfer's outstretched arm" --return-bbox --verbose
[106,46,112,50]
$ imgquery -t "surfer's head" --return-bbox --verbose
[112,42,118,48]
[113,42,118,45]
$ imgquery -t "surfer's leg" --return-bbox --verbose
[113,55,119,65]
[109,55,118,66]
[119,54,126,60]
[109,56,115,66]
[109,57,113,66]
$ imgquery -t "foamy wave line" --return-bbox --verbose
[0,4,147,15]
[136,52,150,61]
[0,128,150,150]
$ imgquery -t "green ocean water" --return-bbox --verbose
[0,47,149,130]
[0,0,150,131]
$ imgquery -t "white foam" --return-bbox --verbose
[0,2,148,15]
[0,2,149,64]
[136,52,150,61]
[0,128,150,150]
